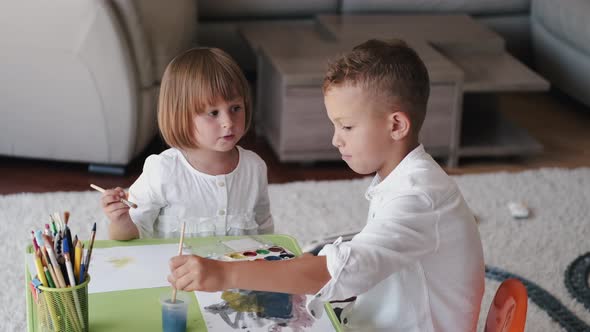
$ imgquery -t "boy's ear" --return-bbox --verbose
[388,111,411,140]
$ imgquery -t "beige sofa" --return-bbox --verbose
[532,0,590,107]
[0,0,196,171]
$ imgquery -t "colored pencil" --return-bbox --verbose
[47,263,59,288]
[31,231,39,252]
[90,183,138,208]
[83,223,96,280]
[171,222,186,303]
[74,241,82,279]
[44,267,55,288]
[39,286,61,332]
[34,251,48,287]
[78,263,85,284]
[63,240,85,328]
[39,246,49,268]
[42,235,67,288]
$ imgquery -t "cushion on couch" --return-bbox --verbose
[110,0,155,88]
[341,0,530,15]
[532,0,590,56]
[112,0,197,85]
[198,0,339,20]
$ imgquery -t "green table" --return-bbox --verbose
[26,235,342,331]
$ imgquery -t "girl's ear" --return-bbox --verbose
[388,111,411,140]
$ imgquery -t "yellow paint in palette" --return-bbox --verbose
[107,257,134,268]
[228,253,246,260]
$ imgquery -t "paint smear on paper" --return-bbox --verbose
[107,257,134,268]
[219,290,293,318]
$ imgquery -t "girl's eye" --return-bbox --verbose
[342,126,352,131]
[208,110,219,117]
[231,105,242,112]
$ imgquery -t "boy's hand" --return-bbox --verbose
[168,255,227,292]
[100,187,130,223]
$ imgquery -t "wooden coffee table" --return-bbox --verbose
[241,15,549,167]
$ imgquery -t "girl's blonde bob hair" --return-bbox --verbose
[157,47,252,149]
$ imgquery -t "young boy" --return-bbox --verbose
[168,39,485,331]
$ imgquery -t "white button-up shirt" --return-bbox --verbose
[128,146,274,238]
[308,145,484,332]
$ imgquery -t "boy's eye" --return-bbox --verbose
[208,110,219,117]
[342,126,352,131]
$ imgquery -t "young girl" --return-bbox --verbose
[99,47,274,240]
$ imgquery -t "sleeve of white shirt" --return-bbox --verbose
[314,192,439,303]
[253,158,274,234]
[128,155,167,238]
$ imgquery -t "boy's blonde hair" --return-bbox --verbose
[323,39,430,134]
[158,47,252,149]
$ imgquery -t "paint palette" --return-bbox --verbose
[189,237,297,262]
[222,245,296,262]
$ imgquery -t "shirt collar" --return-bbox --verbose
[365,144,426,200]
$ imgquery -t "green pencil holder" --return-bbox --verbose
[35,275,90,332]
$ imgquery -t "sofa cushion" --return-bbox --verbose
[532,0,590,56]
[341,0,530,15]
[198,0,339,19]
[110,0,155,88]
[135,0,197,82]
[112,0,197,86]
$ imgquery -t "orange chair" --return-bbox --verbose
[485,278,528,332]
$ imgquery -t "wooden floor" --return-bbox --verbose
[1,91,589,195]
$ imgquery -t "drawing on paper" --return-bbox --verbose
[203,291,315,331]
[107,257,134,268]
[193,241,336,331]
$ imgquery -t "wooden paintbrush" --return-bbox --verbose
[171,222,186,303]
[90,184,138,209]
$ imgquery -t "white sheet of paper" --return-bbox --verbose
[195,291,337,331]
[28,244,178,294]
[84,243,179,293]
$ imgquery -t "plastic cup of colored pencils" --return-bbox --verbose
[36,275,91,332]
[29,212,94,332]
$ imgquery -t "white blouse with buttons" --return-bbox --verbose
[307,145,484,332]
[128,146,274,238]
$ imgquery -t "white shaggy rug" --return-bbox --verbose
[2,167,589,331]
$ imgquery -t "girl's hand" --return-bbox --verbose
[100,187,130,224]
[168,255,228,292]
